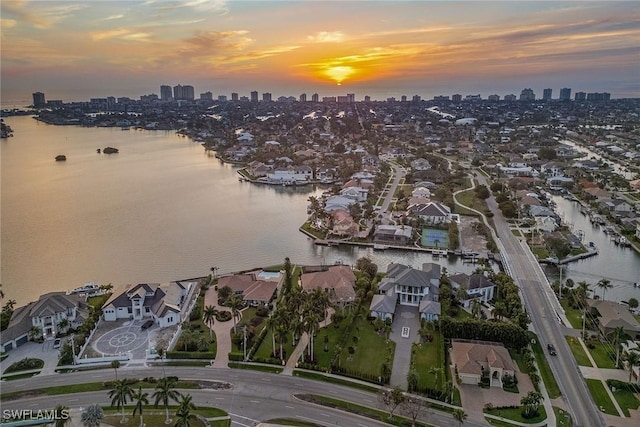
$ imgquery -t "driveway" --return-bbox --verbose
[90,319,151,360]
[1,339,62,377]
[389,304,421,389]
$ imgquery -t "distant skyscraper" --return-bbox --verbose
[363,95,371,102]
[218,95,228,101]
[504,94,517,102]
[559,88,571,101]
[183,85,195,100]
[262,92,272,102]
[488,94,500,101]
[433,95,449,101]
[200,91,213,100]
[519,88,535,101]
[347,93,355,103]
[452,94,462,102]
[173,85,184,100]
[299,93,307,102]
[32,91,46,107]
[412,95,421,102]
[543,88,552,100]
[250,91,259,102]
[160,85,172,101]
[231,92,239,101]
[401,95,407,102]
[575,91,586,101]
[311,93,319,102]
[586,92,611,101]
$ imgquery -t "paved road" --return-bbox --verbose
[477,174,605,427]
[1,366,486,427]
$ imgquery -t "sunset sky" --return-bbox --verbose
[1,0,638,103]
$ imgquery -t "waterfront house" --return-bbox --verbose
[102,281,196,328]
[419,300,441,321]
[324,195,358,213]
[583,187,611,201]
[265,165,313,184]
[217,273,279,307]
[369,294,396,321]
[450,340,516,388]
[247,161,272,178]
[587,299,640,339]
[1,292,89,351]
[374,263,440,308]
[300,265,356,306]
[449,273,496,308]
[339,186,369,202]
[373,225,413,245]
[409,202,453,224]
[330,210,359,237]
[600,199,634,214]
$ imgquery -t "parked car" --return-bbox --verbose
[141,320,154,330]
[547,343,557,356]
[53,338,61,349]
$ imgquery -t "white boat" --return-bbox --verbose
[373,244,389,250]
[68,282,100,295]
[432,249,448,256]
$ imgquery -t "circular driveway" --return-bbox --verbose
[92,321,150,358]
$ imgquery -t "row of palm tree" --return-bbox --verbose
[107,376,195,426]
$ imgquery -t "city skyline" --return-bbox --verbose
[1,1,639,103]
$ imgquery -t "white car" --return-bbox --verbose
[53,338,61,349]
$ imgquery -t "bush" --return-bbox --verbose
[4,357,44,373]
[256,305,270,317]
[216,311,232,322]
[166,351,216,360]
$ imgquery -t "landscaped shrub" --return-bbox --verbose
[216,311,232,322]
[4,357,44,374]
[256,305,269,317]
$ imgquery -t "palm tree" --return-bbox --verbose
[608,326,630,368]
[626,351,640,382]
[132,385,149,427]
[108,379,134,424]
[274,321,288,361]
[470,299,483,319]
[111,360,121,381]
[202,305,218,339]
[428,367,442,390]
[53,405,71,427]
[57,318,70,334]
[303,310,320,361]
[597,278,612,301]
[153,376,181,424]
[227,294,243,333]
[174,394,196,427]
[263,315,278,358]
[28,326,42,341]
[81,404,104,427]
[452,408,467,426]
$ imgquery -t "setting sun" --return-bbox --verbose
[324,66,356,84]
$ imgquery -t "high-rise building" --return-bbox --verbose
[160,85,172,101]
[412,95,421,102]
[173,85,184,100]
[401,95,407,102]
[32,92,46,107]
[452,94,462,102]
[182,85,195,100]
[586,92,611,101]
[231,92,239,101]
[347,93,355,103]
[299,93,307,102]
[543,88,552,100]
[575,91,586,101]
[559,88,571,101]
[262,92,272,102]
[218,95,228,102]
[488,94,500,101]
[519,88,536,101]
[433,95,449,101]
[363,95,371,102]
[250,91,259,102]
[140,94,158,103]
[311,93,319,102]
[200,91,213,100]
[504,94,517,101]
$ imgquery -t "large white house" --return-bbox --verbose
[370,263,441,321]
[409,202,453,224]
[102,281,196,328]
[265,166,313,184]
[449,273,496,308]
[1,292,88,352]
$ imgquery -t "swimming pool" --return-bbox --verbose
[257,270,281,280]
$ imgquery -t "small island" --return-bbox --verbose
[102,147,119,154]
[55,154,66,161]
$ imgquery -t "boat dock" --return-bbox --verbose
[539,247,599,266]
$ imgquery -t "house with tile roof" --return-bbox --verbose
[216,272,280,307]
[102,281,196,328]
[299,265,356,306]
[450,340,516,388]
[1,292,89,352]
[587,299,640,339]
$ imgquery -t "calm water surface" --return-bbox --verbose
[2,116,476,306]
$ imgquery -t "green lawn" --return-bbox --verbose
[484,405,547,424]
[251,328,296,363]
[454,188,481,216]
[585,379,618,416]
[529,335,561,399]
[411,332,445,390]
[554,407,573,427]
[559,299,583,329]
[312,317,351,368]
[610,386,640,417]
[103,405,229,427]
[564,336,592,366]
[585,341,616,369]
[334,317,395,379]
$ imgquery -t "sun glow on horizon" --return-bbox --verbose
[324,65,356,84]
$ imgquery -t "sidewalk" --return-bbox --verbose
[282,308,334,375]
